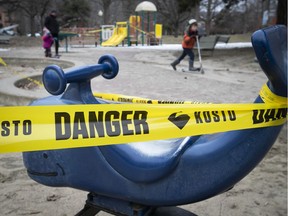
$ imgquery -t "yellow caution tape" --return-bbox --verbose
[0,102,286,154]
[0,57,7,66]
[88,27,116,33]
[94,92,209,104]
[0,57,43,87]
[95,83,287,106]
[259,83,287,104]
[87,29,102,33]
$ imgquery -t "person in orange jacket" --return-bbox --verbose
[171,19,199,71]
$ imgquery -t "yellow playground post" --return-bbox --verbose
[155,24,163,45]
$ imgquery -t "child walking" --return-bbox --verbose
[42,27,54,57]
[171,19,199,71]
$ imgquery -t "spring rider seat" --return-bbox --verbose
[23,25,287,216]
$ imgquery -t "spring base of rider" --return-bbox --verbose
[75,193,198,216]
[75,193,156,216]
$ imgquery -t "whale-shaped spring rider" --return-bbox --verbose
[23,25,287,216]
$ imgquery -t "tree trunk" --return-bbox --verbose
[256,0,261,28]
[243,0,248,33]
[206,0,212,35]
[121,0,135,20]
[276,0,287,25]
[173,22,179,38]
[102,0,111,24]
[262,0,270,26]
[30,15,36,37]
[193,2,200,21]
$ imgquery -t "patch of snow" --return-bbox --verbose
[71,42,252,51]
[215,42,252,49]
[125,42,252,50]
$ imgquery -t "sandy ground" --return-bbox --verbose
[0,43,287,216]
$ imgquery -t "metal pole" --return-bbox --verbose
[141,11,144,45]
[127,21,130,46]
[136,13,139,43]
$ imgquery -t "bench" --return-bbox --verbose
[195,35,219,56]
[217,35,230,44]
[0,35,11,44]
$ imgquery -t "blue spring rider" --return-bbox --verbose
[23,25,287,216]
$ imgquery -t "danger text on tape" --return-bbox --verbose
[54,110,149,140]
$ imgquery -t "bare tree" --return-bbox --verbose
[60,0,91,27]
[102,0,113,24]
[155,0,199,37]
[17,0,52,36]
[0,0,20,25]
[121,0,138,20]
[91,0,114,24]
[201,0,232,34]
[201,0,246,34]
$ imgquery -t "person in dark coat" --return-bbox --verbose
[44,10,60,58]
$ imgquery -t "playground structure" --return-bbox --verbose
[101,22,128,46]
[22,25,287,216]
[60,27,101,48]
[102,1,162,47]
[56,2,162,48]
[100,25,114,43]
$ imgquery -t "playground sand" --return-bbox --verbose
[0,44,287,216]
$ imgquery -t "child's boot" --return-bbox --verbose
[189,59,198,71]
[47,49,52,57]
[171,59,180,71]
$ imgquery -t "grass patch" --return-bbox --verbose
[229,33,253,43]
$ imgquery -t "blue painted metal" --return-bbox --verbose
[42,54,119,95]
[23,26,287,215]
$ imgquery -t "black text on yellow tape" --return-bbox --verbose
[94,92,208,104]
[0,103,287,153]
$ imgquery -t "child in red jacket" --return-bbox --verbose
[171,19,198,71]
[42,27,54,57]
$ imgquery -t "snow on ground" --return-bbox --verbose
[132,42,252,50]
[70,42,252,51]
